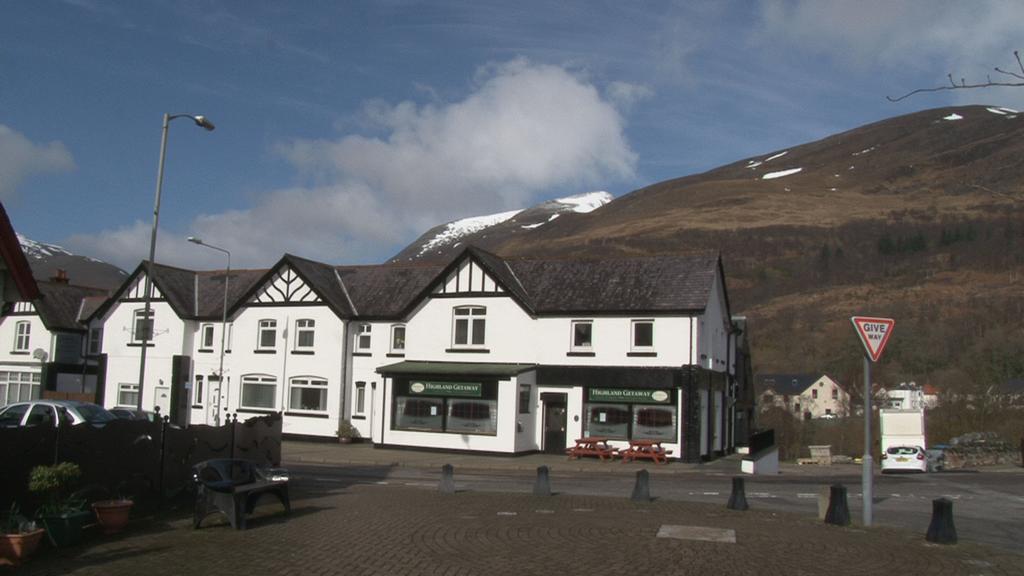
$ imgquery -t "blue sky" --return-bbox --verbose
[2,1,1022,270]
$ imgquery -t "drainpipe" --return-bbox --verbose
[338,320,351,431]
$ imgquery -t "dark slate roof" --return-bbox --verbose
[0,202,40,301]
[35,282,108,332]
[508,252,720,314]
[755,374,819,396]
[150,263,199,318]
[336,263,442,319]
[194,268,267,320]
[286,255,357,318]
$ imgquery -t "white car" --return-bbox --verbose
[880,445,927,473]
[0,400,116,428]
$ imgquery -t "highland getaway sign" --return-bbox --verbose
[588,388,672,404]
[409,381,482,397]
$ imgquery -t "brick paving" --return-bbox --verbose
[11,480,1023,575]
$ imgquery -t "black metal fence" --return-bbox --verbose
[0,413,281,514]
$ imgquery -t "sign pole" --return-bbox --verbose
[862,353,872,527]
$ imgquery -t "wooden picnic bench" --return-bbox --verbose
[566,437,618,461]
[620,439,673,464]
[192,459,291,530]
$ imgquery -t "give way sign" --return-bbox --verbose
[851,316,895,362]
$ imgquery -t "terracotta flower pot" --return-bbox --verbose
[92,500,133,534]
[0,528,45,566]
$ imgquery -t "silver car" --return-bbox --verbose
[0,400,117,428]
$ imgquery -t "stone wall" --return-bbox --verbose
[943,432,1022,469]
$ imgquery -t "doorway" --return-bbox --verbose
[541,393,567,454]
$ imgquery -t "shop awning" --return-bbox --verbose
[377,361,536,377]
[536,365,683,389]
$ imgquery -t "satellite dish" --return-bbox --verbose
[32,348,48,362]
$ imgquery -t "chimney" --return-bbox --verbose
[51,269,69,284]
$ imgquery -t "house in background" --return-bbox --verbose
[755,373,849,420]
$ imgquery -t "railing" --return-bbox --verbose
[0,412,281,515]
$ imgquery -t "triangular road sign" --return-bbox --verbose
[851,316,895,362]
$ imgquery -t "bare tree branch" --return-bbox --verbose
[887,50,1024,102]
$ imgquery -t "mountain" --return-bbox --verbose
[389,191,613,263]
[394,105,1024,391]
[18,234,127,290]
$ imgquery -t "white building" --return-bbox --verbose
[756,373,849,420]
[86,246,744,462]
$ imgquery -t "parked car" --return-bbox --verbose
[0,400,117,428]
[110,408,160,422]
[880,445,927,473]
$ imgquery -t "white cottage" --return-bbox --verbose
[87,246,743,462]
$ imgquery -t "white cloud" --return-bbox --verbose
[0,124,75,201]
[754,0,1023,72]
[67,60,637,269]
[607,81,654,111]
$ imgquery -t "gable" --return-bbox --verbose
[433,258,505,295]
[122,274,164,300]
[251,265,322,304]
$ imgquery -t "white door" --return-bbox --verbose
[154,386,172,417]
[208,376,221,425]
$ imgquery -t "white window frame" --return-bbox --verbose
[257,319,277,350]
[630,319,654,352]
[1,371,41,406]
[355,324,371,352]
[570,320,593,351]
[390,324,406,354]
[200,323,215,349]
[288,376,328,413]
[240,374,278,410]
[295,319,315,350]
[88,327,103,355]
[452,306,486,348]
[354,381,367,416]
[14,321,30,352]
[194,375,204,406]
[117,383,139,408]
[132,309,154,343]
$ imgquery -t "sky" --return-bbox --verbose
[2,0,1023,271]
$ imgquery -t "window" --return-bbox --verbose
[226,323,233,351]
[288,377,327,412]
[118,383,139,407]
[258,320,277,350]
[518,385,531,414]
[812,389,819,399]
[831,387,839,400]
[194,375,204,406]
[200,324,215,349]
[452,306,486,347]
[88,327,103,355]
[393,380,497,435]
[133,309,154,342]
[0,371,41,406]
[241,374,277,409]
[631,320,654,350]
[632,406,677,440]
[355,324,371,351]
[14,321,30,352]
[585,404,631,439]
[571,320,592,350]
[295,319,315,350]
[354,382,366,415]
[390,324,406,353]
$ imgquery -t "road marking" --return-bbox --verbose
[497,511,517,516]
[657,525,736,544]
[749,492,776,499]
[573,508,594,513]
[797,493,817,499]
[534,509,555,514]
[702,492,720,496]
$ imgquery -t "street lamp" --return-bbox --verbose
[187,236,230,426]
[136,114,215,413]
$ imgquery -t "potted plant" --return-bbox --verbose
[0,504,45,567]
[29,462,91,548]
[336,419,359,444]
[91,492,133,535]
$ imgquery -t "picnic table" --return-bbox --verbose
[620,439,673,464]
[566,437,618,461]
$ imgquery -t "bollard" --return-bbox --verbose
[533,465,552,497]
[926,497,957,545]
[439,464,455,494]
[824,483,850,526]
[631,469,651,502]
[727,476,749,511]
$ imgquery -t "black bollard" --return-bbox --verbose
[533,465,552,497]
[439,464,455,494]
[824,483,850,526]
[926,497,957,545]
[727,476,749,511]
[631,469,651,502]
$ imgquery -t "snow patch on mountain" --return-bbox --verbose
[762,168,803,180]
[418,209,523,256]
[555,191,612,213]
[17,233,72,260]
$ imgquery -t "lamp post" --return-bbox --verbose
[136,114,215,412]
[187,237,230,426]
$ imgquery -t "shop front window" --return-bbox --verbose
[632,405,677,440]
[585,387,676,441]
[395,397,444,431]
[392,379,497,436]
[585,404,630,439]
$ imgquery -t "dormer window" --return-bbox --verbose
[452,306,486,348]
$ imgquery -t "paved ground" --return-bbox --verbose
[8,442,1023,575]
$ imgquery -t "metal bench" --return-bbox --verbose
[192,459,290,530]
